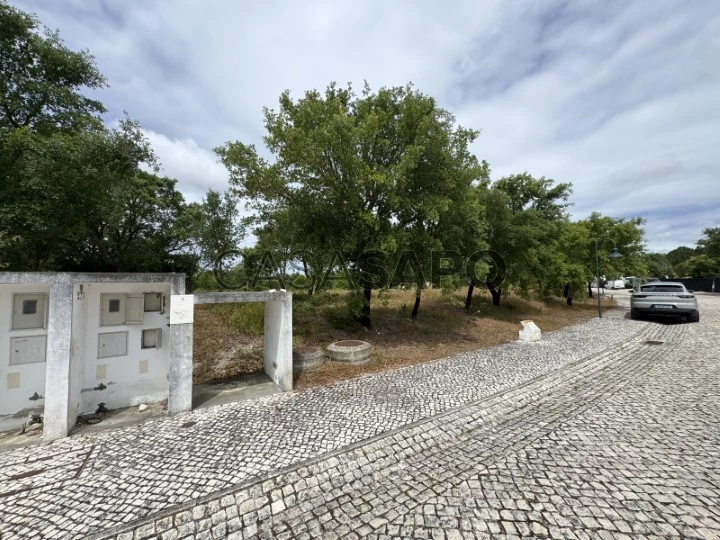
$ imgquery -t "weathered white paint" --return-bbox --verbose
[1,274,295,441]
[264,297,293,391]
[1,273,185,441]
[0,284,49,432]
[76,282,172,415]
[44,276,74,440]
[168,323,193,414]
[169,294,194,325]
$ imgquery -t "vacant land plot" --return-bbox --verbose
[193,288,614,389]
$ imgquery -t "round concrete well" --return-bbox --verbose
[327,340,372,364]
[292,346,326,372]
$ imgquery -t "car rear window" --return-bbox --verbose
[640,285,685,293]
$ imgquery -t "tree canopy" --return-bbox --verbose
[0,1,243,281]
[0,1,106,133]
[217,82,488,325]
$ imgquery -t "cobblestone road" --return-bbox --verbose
[1,294,719,539]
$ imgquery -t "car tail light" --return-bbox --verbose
[677,295,695,299]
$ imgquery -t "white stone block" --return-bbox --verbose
[519,320,541,342]
[170,294,194,325]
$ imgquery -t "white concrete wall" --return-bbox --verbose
[77,283,171,414]
[0,284,50,432]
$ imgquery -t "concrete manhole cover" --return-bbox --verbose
[292,346,326,372]
[327,340,372,364]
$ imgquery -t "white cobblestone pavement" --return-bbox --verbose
[1,293,719,539]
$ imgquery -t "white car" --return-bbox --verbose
[630,282,700,322]
[606,278,625,290]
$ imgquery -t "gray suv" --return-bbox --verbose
[630,282,699,322]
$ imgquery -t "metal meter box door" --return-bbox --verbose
[9,335,47,365]
[125,294,144,324]
[12,293,47,330]
[144,292,162,312]
[101,294,126,326]
[100,294,144,326]
[98,331,128,359]
[141,328,162,349]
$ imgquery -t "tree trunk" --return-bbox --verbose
[587,281,594,298]
[464,280,475,311]
[410,289,421,320]
[302,260,315,296]
[488,283,502,306]
[361,287,372,329]
[566,284,574,306]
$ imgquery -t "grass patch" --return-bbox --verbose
[213,302,264,336]
[192,305,264,384]
[193,288,614,389]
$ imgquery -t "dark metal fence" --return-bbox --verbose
[661,277,717,293]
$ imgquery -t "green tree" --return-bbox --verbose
[0,2,197,278]
[572,213,647,297]
[68,170,195,272]
[474,173,573,306]
[217,82,486,327]
[554,221,593,302]
[0,118,161,270]
[188,189,245,270]
[0,0,106,133]
[641,252,673,278]
[697,227,720,259]
[0,230,14,268]
[666,246,697,272]
[675,254,719,279]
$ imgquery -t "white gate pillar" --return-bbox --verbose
[168,294,194,414]
[264,295,293,391]
[43,277,74,441]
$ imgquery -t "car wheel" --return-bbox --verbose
[630,309,640,320]
[688,311,700,323]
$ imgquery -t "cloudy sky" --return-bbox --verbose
[14,0,720,252]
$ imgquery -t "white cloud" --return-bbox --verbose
[13,0,720,251]
[140,130,228,203]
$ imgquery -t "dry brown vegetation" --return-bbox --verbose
[193,288,614,390]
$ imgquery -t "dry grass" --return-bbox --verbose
[192,307,263,384]
[193,288,614,390]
